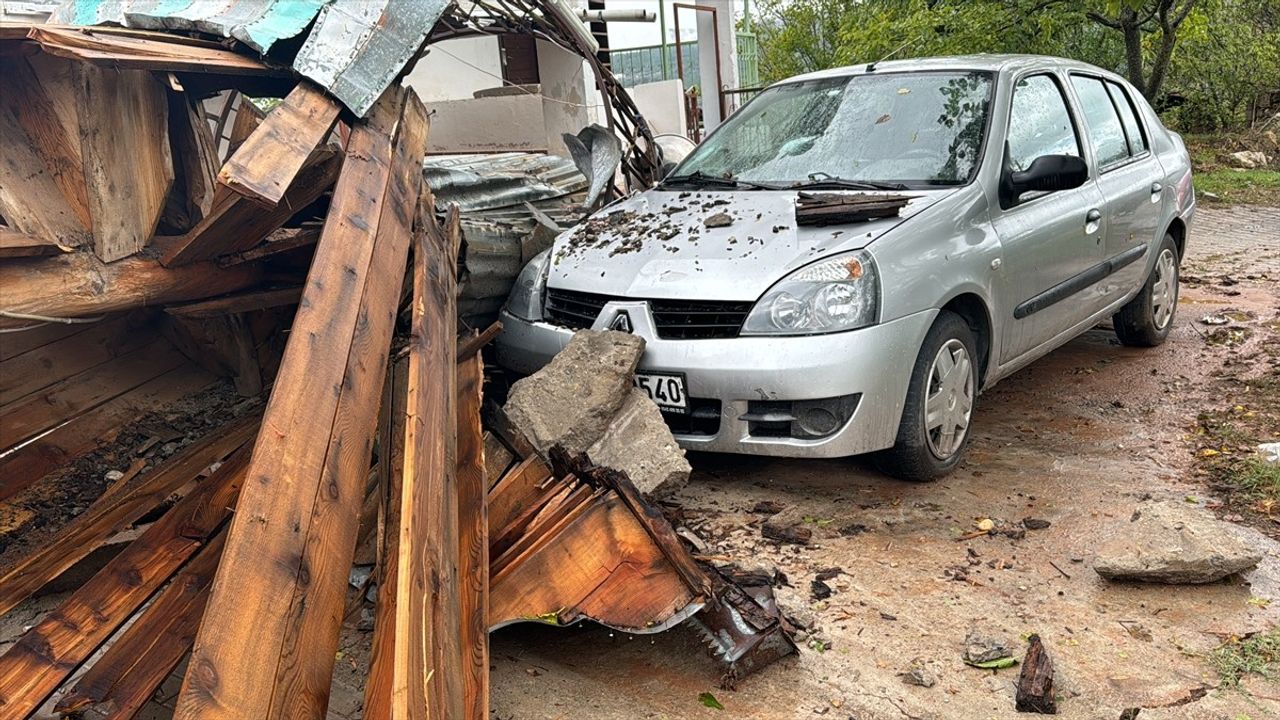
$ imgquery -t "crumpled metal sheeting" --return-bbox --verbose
[424,153,588,213]
[292,0,449,117]
[50,0,326,55]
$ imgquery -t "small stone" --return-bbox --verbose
[1022,518,1052,530]
[703,212,734,228]
[901,658,937,688]
[1259,442,1280,467]
[964,630,1012,664]
[976,518,995,532]
[104,470,125,482]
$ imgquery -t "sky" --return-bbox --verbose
[604,0,754,50]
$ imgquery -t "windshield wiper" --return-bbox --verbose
[791,177,910,191]
[661,171,776,190]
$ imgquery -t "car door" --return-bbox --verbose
[992,72,1108,364]
[1068,74,1166,303]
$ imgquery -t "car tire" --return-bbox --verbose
[1114,233,1180,347]
[875,310,979,482]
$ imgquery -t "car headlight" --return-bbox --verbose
[741,250,880,335]
[505,249,551,321]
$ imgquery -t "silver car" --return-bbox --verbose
[496,55,1195,480]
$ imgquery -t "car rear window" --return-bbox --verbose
[1070,75,1130,167]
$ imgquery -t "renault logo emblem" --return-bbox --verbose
[610,310,633,333]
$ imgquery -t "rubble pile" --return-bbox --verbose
[0,5,790,720]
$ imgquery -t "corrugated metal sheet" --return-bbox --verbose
[425,152,587,213]
[51,0,325,54]
[52,0,450,116]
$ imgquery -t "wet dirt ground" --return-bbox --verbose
[487,205,1280,720]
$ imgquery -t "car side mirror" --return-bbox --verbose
[1006,154,1088,199]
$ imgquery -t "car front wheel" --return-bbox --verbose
[1114,233,1179,347]
[876,311,978,482]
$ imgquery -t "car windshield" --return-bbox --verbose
[672,71,994,188]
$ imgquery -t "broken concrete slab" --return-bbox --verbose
[504,330,644,454]
[1094,501,1263,584]
[587,389,690,496]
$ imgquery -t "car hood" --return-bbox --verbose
[547,188,946,301]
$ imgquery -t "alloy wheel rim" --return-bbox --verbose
[1152,248,1178,331]
[924,339,974,460]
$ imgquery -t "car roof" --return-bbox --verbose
[781,54,1122,85]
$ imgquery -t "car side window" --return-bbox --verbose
[1070,75,1130,167]
[1105,80,1148,155]
[1006,74,1080,173]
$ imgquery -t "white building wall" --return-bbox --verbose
[403,36,505,103]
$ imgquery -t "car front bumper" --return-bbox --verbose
[495,305,938,458]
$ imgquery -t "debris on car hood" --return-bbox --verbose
[548,189,942,301]
[794,192,917,226]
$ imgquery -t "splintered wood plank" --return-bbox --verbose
[163,91,220,231]
[0,227,69,257]
[0,74,90,246]
[74,63,173,262]
[0,447,249,720]
[0,413,258,617]
[219,81,342,206]
[457,350,488,720]
[488,456,553,535]
[175,88,427,720]
[225,98,265,158]
[365,194,461,720]
[0,250,262,330]
[483,431,515,488]
[0,337,186,450]
[488,493,697,630]
[217,226,321,267]
[5,55,90,229]
[0,364,216,502]
[54,531,226,720]
[161,148,342,266]
[0,312,156,408]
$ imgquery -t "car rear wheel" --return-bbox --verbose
[1114,233,1179,347]
[875,311,978,482]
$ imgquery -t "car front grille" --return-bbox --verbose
[544,289,752,340]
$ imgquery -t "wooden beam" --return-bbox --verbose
[0,413,258,616]
[54,531,227,720]
[175,88,429,720]
[0,446,249,720]
[5,55,90,229]
[74,63,173,262]
[165,286,303,319]
[457,349,489,720]
[216,226,321,267]
[163,91,220,231]
[219,81,343,206]
[0,250,263,330]
[225,98,265,157]
[161,148,341,267]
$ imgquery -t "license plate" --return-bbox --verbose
[634,372,688,414]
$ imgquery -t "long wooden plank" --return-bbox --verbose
[0,364,216,502]
[0,446,249,720]
[175,88,425,720]
[54,531,226,720]
[74,63,173,262]
[0,74,90,245]
[161,148,342,267]
[457,350,488,720]
[0,337,185,449]
[0,250,263,330]
[488,456,553,535]
[5,55,90,229]
[0,413,258,617]
[0,318,86,361]
[0,313,154,406]
[219,81,342,206]
[164,286,303,319]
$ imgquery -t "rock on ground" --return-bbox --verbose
[1094,501,1263,583]
[587,388,690,496]
[1228,150,1270,169]
[504,330,644,454]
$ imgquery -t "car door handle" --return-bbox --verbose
[1085,208,1102,235]
[1150,181,1163,203]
